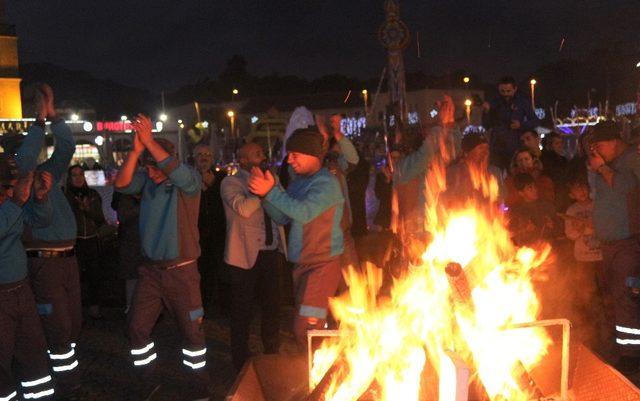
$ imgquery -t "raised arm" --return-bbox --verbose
[15,124,46,174]
[38,120,75,181]
[263,174,343,224]
[157,157,201,196]
[115,130,145,190]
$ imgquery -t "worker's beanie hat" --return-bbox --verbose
[286,128,324,159]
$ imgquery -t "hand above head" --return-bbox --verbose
[315,114,330,143]
[12,172,34,206]
[39,84,56,120]
[35,89,47,121]
[131,114,154,146]
[33,171,53,201]
[132,131,145,155]
[248,166,275,197]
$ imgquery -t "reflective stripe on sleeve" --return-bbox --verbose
[21,375,52,388]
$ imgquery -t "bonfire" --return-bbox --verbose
[309,131,554,401]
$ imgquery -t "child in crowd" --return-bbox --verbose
[563,178,607,348]
[508,173,558,246]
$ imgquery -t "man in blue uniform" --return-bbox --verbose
[15,85,81,394]
[0,153,55,401]
[115,115,209,400]
[249,128,345,349]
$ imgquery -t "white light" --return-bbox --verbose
[120,115,128,121]
[48,349,75,360]
[159,113,168,122]
[23,389,55,400]
[183,360,207,369]
[21,375,52,388]
[70,113,79,121]
[177,119,183,124]
[202,121,209,128]
[83,121,93,132]
[134,353,157,366]
[94,136,104,146]
[0,391,17,401]
[155,121,164,132]
[131,342,155,356]
[52,360,79,372]
[251,116,259,124]
[182,347,207,357]
[636,61,640,68]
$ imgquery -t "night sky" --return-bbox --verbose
[5,0,639,92]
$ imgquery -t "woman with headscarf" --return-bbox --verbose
[65,165,106,319]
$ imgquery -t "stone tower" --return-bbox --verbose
[0,0,23,119]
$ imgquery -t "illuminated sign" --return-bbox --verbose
[96,121,132,132]
[0,119,34,134]
[616,102,637,116]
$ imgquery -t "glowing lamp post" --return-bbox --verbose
[530,79,537,109]
[120,115,127,131]
[462,76,470,85]
[232,88,239,101]
[227,110,236,137]
[362,89,369,116]
[159,113,168,122]
[464,99,472,125]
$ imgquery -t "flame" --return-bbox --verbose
[310,128,552,401]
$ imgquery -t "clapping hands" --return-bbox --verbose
[248,167,275,197]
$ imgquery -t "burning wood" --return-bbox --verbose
[445,262,545,400]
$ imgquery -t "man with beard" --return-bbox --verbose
[483,76,540,171]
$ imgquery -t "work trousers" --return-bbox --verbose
[28,255,82,390]
[292,258,342,350]
[128,261,210,399]
[0,280,55,401]
[228,250,281,372]
[601,237,640,356]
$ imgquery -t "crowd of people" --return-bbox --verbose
[2,78,640,401]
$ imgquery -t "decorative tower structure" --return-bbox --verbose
[0,0,22,119]
[378,0,410,124]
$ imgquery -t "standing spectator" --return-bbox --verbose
[111,192,142,314]
[347,154,370,238]
[249,128,344,349]
[115,115,209,400]
[540,132,568,184]
[221,142,283,372]
[192,144,227,315]
[322,114,360,270]
[443,132,503,207]
[65,165,106,319]
[483,76,540,170]
[373,161,393,231]
[562,178,606,348]
[504,148,554,207]
[0,154,56,401]
[16,85,82,395]
[588,121,640,373]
